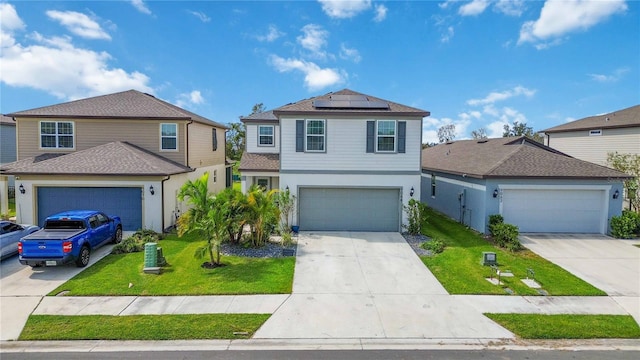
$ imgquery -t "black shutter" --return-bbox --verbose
[366,121,375,153]
[212,128,218,151]
[296,120,304,152]
[397,121,406,153]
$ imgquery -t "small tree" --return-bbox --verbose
[404,199,428,235]
[607,152,640,212]
[503,121,543,143]
[246,185,280,247]
[437,124,456,143]
[277,187,296,230]
[471,128,488,140]
[213,187,249,244]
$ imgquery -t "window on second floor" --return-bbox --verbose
[161,123,178,151]
[40,121,74,149]
[306,119,325,152]
[376,120,396,152]
[258,125,274,146]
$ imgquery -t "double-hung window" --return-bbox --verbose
[40,121,74,149]
[376,120,396,152]
[258,125,274,146]
[306,119,325,152]
[161,123,178,151]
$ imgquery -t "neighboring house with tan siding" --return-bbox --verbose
[1,90,228,232]
[0,115,17,214]
[542,104,640,167]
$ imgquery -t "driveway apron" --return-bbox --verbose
[254,232,514,339]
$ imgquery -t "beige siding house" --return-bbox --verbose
[1,90,228,232]
[542,104,640,167]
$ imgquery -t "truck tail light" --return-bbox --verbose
[18,242,22,254]
[63,242,73,253]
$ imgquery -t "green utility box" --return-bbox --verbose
[144,242,158,268]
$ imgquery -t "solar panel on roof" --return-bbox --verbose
[312,99,390,109]
[330,94,368,101]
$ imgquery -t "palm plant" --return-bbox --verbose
[214,187,249,244]
[246,185,279,247]
[177,172,228,266]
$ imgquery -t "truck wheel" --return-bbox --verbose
[76,246,90,267]
[112,226,123,244]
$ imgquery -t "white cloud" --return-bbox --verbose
[1,4,152,100]
[339,43,361,63]
[518,0,627,46]
[176,90,204,108]
[46,10,111,40]
[1,3,25,32]
[318,0,372,19]
[421,115,471,143]
[269,55,345,91]
[374,4,387,22]
[588,67,630,83]
[494,0,525,16]
[297,24,329,59]
[131,0,152,15]
[467,86,536,106]
[458,0,490,16]
[187,10,211,23]
[441,26,454,43]
[257,24,284,42]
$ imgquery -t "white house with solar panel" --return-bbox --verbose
[239,89,430,232]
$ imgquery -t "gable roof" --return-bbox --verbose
[240,110,278,123]
[272,89,430,117]
[542,104,640,133]
[238,152,280,172]
[0,141,192,176]
[422,136,631,179]
[5,90,228,129]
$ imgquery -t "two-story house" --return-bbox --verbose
[542,104,640,166]
[0,115,17,215]
[1,90,228,232]
[239,89,429,232]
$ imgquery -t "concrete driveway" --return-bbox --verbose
[254,232,514,339]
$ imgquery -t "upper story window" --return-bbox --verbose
[258,125,274,146]
[40,121,74,149]
[376,120,396,152]
[589,129,602,136]
[161,123,178,151]
[306,119,325,152]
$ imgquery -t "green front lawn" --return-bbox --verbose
[485,313,640,339]
[20,314,270,340]
[420,208,605,296]
[49,232,295,296]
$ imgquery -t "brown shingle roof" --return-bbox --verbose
[5,90,228,129]
[239,152,280,172]
[0,115,15,126]
[0,141,192,176]
[542,104,640,133]
[272,89,430,117]
[240,110,278,123]
[422,136,631,179]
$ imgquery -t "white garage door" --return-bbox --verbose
[502,189,605,233]
[298,188,400,232]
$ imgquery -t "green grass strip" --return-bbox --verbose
[485,313,640,339]
[20,314,270,340]
[419,208,605,296]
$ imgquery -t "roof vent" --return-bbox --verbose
[445,141,454,145]
[477,139,488,143]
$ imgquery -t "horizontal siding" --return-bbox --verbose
[16,118,187,165]
[280,116,421,171]
[187,122,225,168]
[246,123,280,153]
[547,127,640,166]
[0,124,16,164]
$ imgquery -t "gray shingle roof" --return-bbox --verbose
[5,90,228,129]
[422,136,631,179]
[239,152,280,172]
[0,141,192,176]
[542,104,640,133]
[272,89,430,117]
[0,115,15,126]
[240,110,278,123]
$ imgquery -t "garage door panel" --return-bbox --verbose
[37,187,142,231]
[502,189,604,233]
[299,188,400,232]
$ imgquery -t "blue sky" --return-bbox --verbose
[1,0,638,143]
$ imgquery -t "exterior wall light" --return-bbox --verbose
[285,186,289,191]
[410,187,415,197]
[613,189,619,199]
[19,184,25,194]
[493,189,499,198]
[149,185,155,195]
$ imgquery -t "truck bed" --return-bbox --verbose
[21,228,87,241]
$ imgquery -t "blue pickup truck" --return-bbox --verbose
[19,210,122,268]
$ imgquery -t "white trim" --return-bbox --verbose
[258,125,275,147]
[305,119,326,153]
[256,177,270,189]
[39,120,75,150]
[160,123,178,152]
[376,119,396,153]
[425,174,487,191]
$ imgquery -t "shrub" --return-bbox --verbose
[112,229,163,254]
[610,210,640,239]
[491,223,521,251]
[488,214,504,234]
[404,199,428,235]
[420,238,446,254]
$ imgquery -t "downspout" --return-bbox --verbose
[161,175,170,232]
[185,120,193,166]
